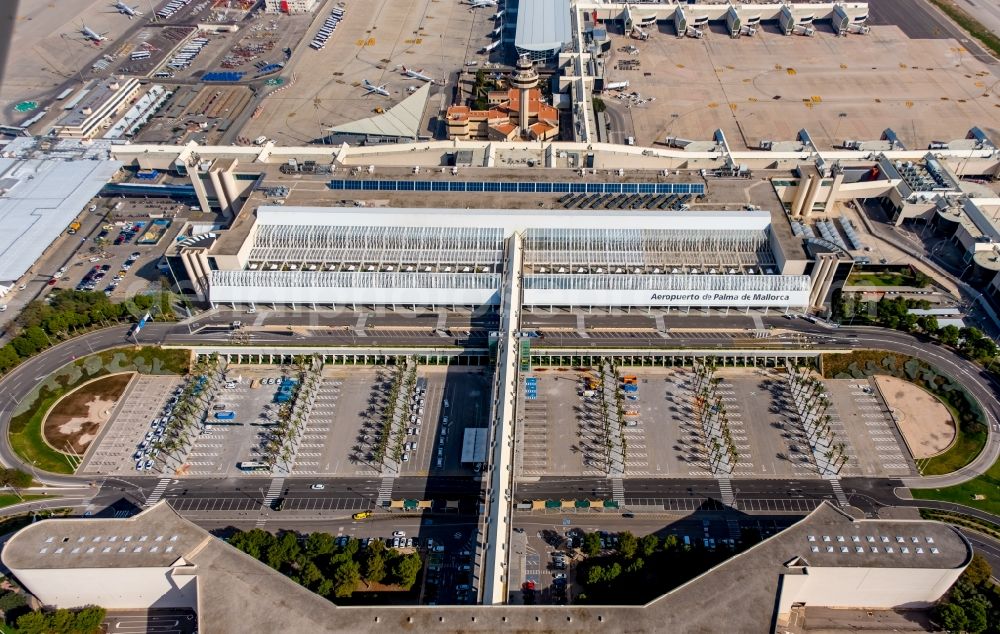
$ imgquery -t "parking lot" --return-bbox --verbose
[79,375,182,476]
[80,363,492,479]
[823,379,914,477]
[47,202,188,302]
[174,369,304,477]
[291,366,491,477]
[514,367,916,480]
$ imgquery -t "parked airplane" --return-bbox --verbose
[401,66,435,83]
[80,24,109,43]
[362,79,390,97]
[465,0,498,8]
[113,1,142,18]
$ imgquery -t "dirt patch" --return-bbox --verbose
[43,373,134,455]
[874,375,955,459]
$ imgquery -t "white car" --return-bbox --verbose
[311,484,325,490]
[444,399,450,408]
[393,530,406,538]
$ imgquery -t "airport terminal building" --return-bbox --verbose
[172,206,822,312]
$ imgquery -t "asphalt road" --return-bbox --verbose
[0,313,996,528]
[959,529,1000,579]
[868,0,997,68]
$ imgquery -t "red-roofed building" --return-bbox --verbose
[446,56,560,141]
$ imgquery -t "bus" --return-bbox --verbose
[237,461,268,472]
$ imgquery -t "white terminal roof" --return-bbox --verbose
[515,0,573,52]
[255,206,772,233]
[0,157,121,284]
[328,83,431,139]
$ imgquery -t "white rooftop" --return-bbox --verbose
[255,206,772,233]
[328,83,431,139]
[515,0,572,52]
[0,157,120,284]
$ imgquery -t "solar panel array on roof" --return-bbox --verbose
[328,180,705,195]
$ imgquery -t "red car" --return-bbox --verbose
[47,278,58,286]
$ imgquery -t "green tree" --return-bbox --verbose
[917,315,939,335]
[304,532,335,558]
[0,344,21,372]
[939,325,960,347]
[230,529,276,560]
[265,532,301,570]
[962,554,992,587]
[583,531,602,557]
[663,534,680,551]
[23,326,49,351]
[0,589,26,612]
[340,537,361,559]
[16,611,50,634]
[365,548,387,584]
[962,596,988,633]
[586,564,605,586]
[332,560,361,597]
[392,553,422,590]
[626,557,644,574]
[298,560,324,589]
[640,533,659,557]
[72,606,107,633]
[618,531,638,559]
[10,336,37,358]
[317,578,334,597]
[606,562,622,581]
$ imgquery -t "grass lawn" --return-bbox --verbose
[928,0,1000,58]
[846,272,921,287]
[912,457,1000,517]
[7,347,190,475]
[919,509,1000,540]
[0,494,45,509]
[8,391,79,474]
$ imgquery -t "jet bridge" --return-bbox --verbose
[833,3,870,35]
[779,5,815,36]
[673,5,707,38]
[726,6,760,38]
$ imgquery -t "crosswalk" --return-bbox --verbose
[718,478,735,507]
[144,478,171,507]
[828,479,849,507]
[262,478,284,507]
[256,477,285,527]
[611,478,624,505]
[376,477,394,506]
